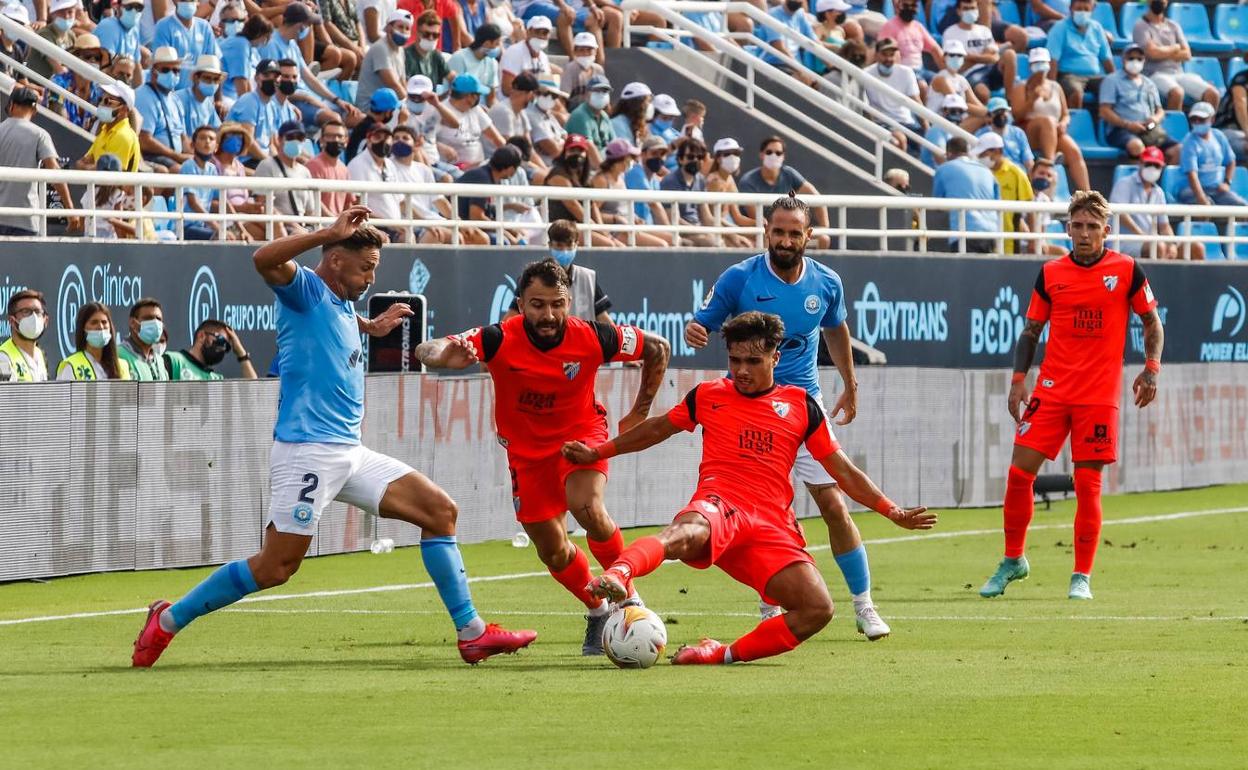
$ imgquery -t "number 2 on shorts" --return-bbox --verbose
[298,473,319,504]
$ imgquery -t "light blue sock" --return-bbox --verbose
[420,536,481,631]
[168,559,259,631]
[833,545,871,597]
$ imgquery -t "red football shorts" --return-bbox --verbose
[1014,397,1120,464]
[677,490,814,605]
[508,430,609,524]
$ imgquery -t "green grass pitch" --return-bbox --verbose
[3,485,1246,768]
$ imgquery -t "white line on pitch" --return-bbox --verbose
[2,505,1244,628]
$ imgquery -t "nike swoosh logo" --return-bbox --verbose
[508,366,524,372]
[711,403,726,410]
[755,295,777,302]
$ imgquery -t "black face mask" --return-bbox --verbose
[278,80,297,96]
[682,160,700,175]
[644,156,665,173]
[992,112,1009,128]
[371,141,392,158]
[899,7,916,22]
[1149,0,1166,14]
[323,141,343,158]
[784,0,803,11]
[834,12,846,24]
[566,154,586,169]
[203,337,229,366]
[259,79,277,96]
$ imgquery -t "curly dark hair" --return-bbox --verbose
[721,311,786,351]
[517,258,570,296]
[324,224,389,253]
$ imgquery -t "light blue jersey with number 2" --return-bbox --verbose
[270,266,364,444]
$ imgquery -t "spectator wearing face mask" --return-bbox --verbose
[356,9,414,112]
[405,75,462,180]
[118,298,170,381]
[972,131,1032,254]
[0,4,32,82]
[28,0,81,81]
[1134,0,1217,112]
[180,126,227,241]
[1109,146,1180,259]
[58,302,132,381]
[77,82,141,173]
[166,320,258,380]
[526,77,568,164]
[878,0,944,85]
[864,38,923,152]
[448,23,504,106]
[391,124,463,244]
[754,0,820,87]
[810,0,858,72]
[347,124,406,240]
[0,290,50,384]
[1027,157,1067,256]
[437,73,506,167]
[253,121,318,235]
[704,137,754,249]
[488,72,538,156]
[591,138,667,247]
[659,136,715,247]
[1099,44,1177,163]
[922,93,968,167]
[152,0,221,90]
[927,39,985,125]
[96,0,144,65]
[1045,0,1114,110]
[737,137,832,249]
[137,46,192,167]
[213,122,263,231]
[941,0,1016,105]
[260,3,363,128]
[543,134,618,246]
[222,14,275,102]
[307,119,355,216]
[501,15,553,96]
[560,31,602,110]
[346,86,404,162]
[175,54,225,136]
[610,81,653,146]
[976,97,1033,173]
[1178,101,1247,207]
[406,10,452,87]
[1012,47,1090,193]
[565,75,615,156]
[624,135,672,231]
[648,93,682,151]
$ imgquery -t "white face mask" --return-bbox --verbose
[1032,61,1051,76]
[1125,59,1145,75]
[574,55,594,69]
[644,102,655,121]
[762,153,784,171]
[588,91,609,110]
[418,38,437,53]
[153,342,167,357]
[945,55,964,71]
[17,313,45,340]
[979,155,996,169]
[529,36,548,52]
[1140,166,1162,183]
[719,155,740,173]
[536,94,557,111]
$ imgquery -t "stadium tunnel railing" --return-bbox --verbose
[5,166,1248,258]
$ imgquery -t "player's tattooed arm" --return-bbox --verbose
[414,335,479,369]
[1012,318,1045,375]
[1133,309,1164,408]
[620,332,671,433]
[561,415,683,464]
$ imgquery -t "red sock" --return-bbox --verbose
[587,527,625,570]
[549,546,600,609]
[1073,467,1103,575]
[1003,465,1037,559]
[612,536,666,580]
[728,615,801,663]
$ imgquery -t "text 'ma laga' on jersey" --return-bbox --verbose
[1025,249,1157,408]
[667,378,839,518]
[693,254,846,401]
[270,266,365,445]
[455,314,645,463]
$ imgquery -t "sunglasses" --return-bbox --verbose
[284,133,307,141]
[420,31,440,40]
[763,149,784,156]
[718,151,742,157]
[155,66,181,74]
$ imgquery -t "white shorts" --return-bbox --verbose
[791,415,839,488]
[1149,72,1211,101]
[266,441,413,534]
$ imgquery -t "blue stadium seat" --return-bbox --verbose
[1233,223,1248,260]
[1017,55,1031,80]
[1215,3,1248,47]
[1120,2,1148,37]
[1160,164,1185,202]
[1045,220,1072,251]
[1231,165,1248,200]
[1068,108,1121,159]
[1094,2,1128,48]
[1161,109,1190,143]
[1171,3,1234,53]
[1183,56,1226,93]
[1054,163,1071,201]
[997,1,1021,27]
[1178,220,1224,260]
[1229,57,1248,82]
[1113,164,1137,187]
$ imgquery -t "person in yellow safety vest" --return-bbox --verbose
[164,319,259,380]
[56,301,132,381]
[118,298,170,381]
[0,289,50,383]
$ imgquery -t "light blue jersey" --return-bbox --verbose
[271,266,363,444]
[694,254,846,401]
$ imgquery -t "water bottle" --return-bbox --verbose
[370,538,395,554]
[510,531,531,548]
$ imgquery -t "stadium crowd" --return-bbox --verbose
[0,0,1245,257]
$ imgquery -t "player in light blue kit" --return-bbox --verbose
[132,206,537,666]
[684,193,890,641]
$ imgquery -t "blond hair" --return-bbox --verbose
[1067,190,1111,224]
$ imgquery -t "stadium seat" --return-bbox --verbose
[1068,109,1121,159]
[1017,55,1030,80]
[1229,57,1248,82]
[1183,56,1226,93]
[1232,165,1248,200]
[1215,4,1248,48]
[997,0,1021,27]
[1120,2,1148,38]
[1171,3,1234,53]
[1232,223,1248,260]
[1178,220,1224,260]
[1113,164,1137,187]
[1093,2,1128,48]
[1160,164,1185,202]
[1161,109,1190,143]
[1054,163,1071,201]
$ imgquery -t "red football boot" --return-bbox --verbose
[457,623,538,665]
[584,569,629,603]
[671,638,728,665]
[132,600,175,668]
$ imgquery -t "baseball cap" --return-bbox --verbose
[99,81,135,110]
[652,93,680,116]
[876,37,898,54]
[587,75,612,92]
[1123,43,1144,57]
[620,81,652,100]
[536,77,568,99]
[452,73,490,95]
[941,93,968,111]
[525,14,553,31]
[563,134,591,152]
[151,46,181,66]
[972,132,1004,155]
[283,1,321,26]
[815,0,850,11]
[641,135,668,152]
[1139,146,1165,165]
[942,39,966,56]
[512,72,539,92]
[1189,101,1216,120]
[368,122,393,137]
[986,96,1009,113]
[712,137,742,154]
[573,31,598,49]
[370,87,401,112]
[406,74,433,96]
[256,58,280,75]
[193,54,223,75]
[1,3,30,23]
[604,137,640,160]
[277,119,305,137]
[48,0,80,14]
[1028,47,1051,64]
[386,9,413,26]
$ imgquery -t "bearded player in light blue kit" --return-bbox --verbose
[684,193,890,641]
[132,205,537,666]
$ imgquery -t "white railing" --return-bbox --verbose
[3,166,1248,259]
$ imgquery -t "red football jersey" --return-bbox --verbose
[1025,249,1157,407]
[667,378,840,517]
[456,314,644,462]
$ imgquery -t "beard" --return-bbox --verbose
[524,317,562,336]
[768,243,803,271]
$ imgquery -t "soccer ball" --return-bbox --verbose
[602,604,667,669]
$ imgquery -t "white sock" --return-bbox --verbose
[587,599,610,617]
[457,616,487,641]
[157,608,179,634]
[852,591,873,612]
